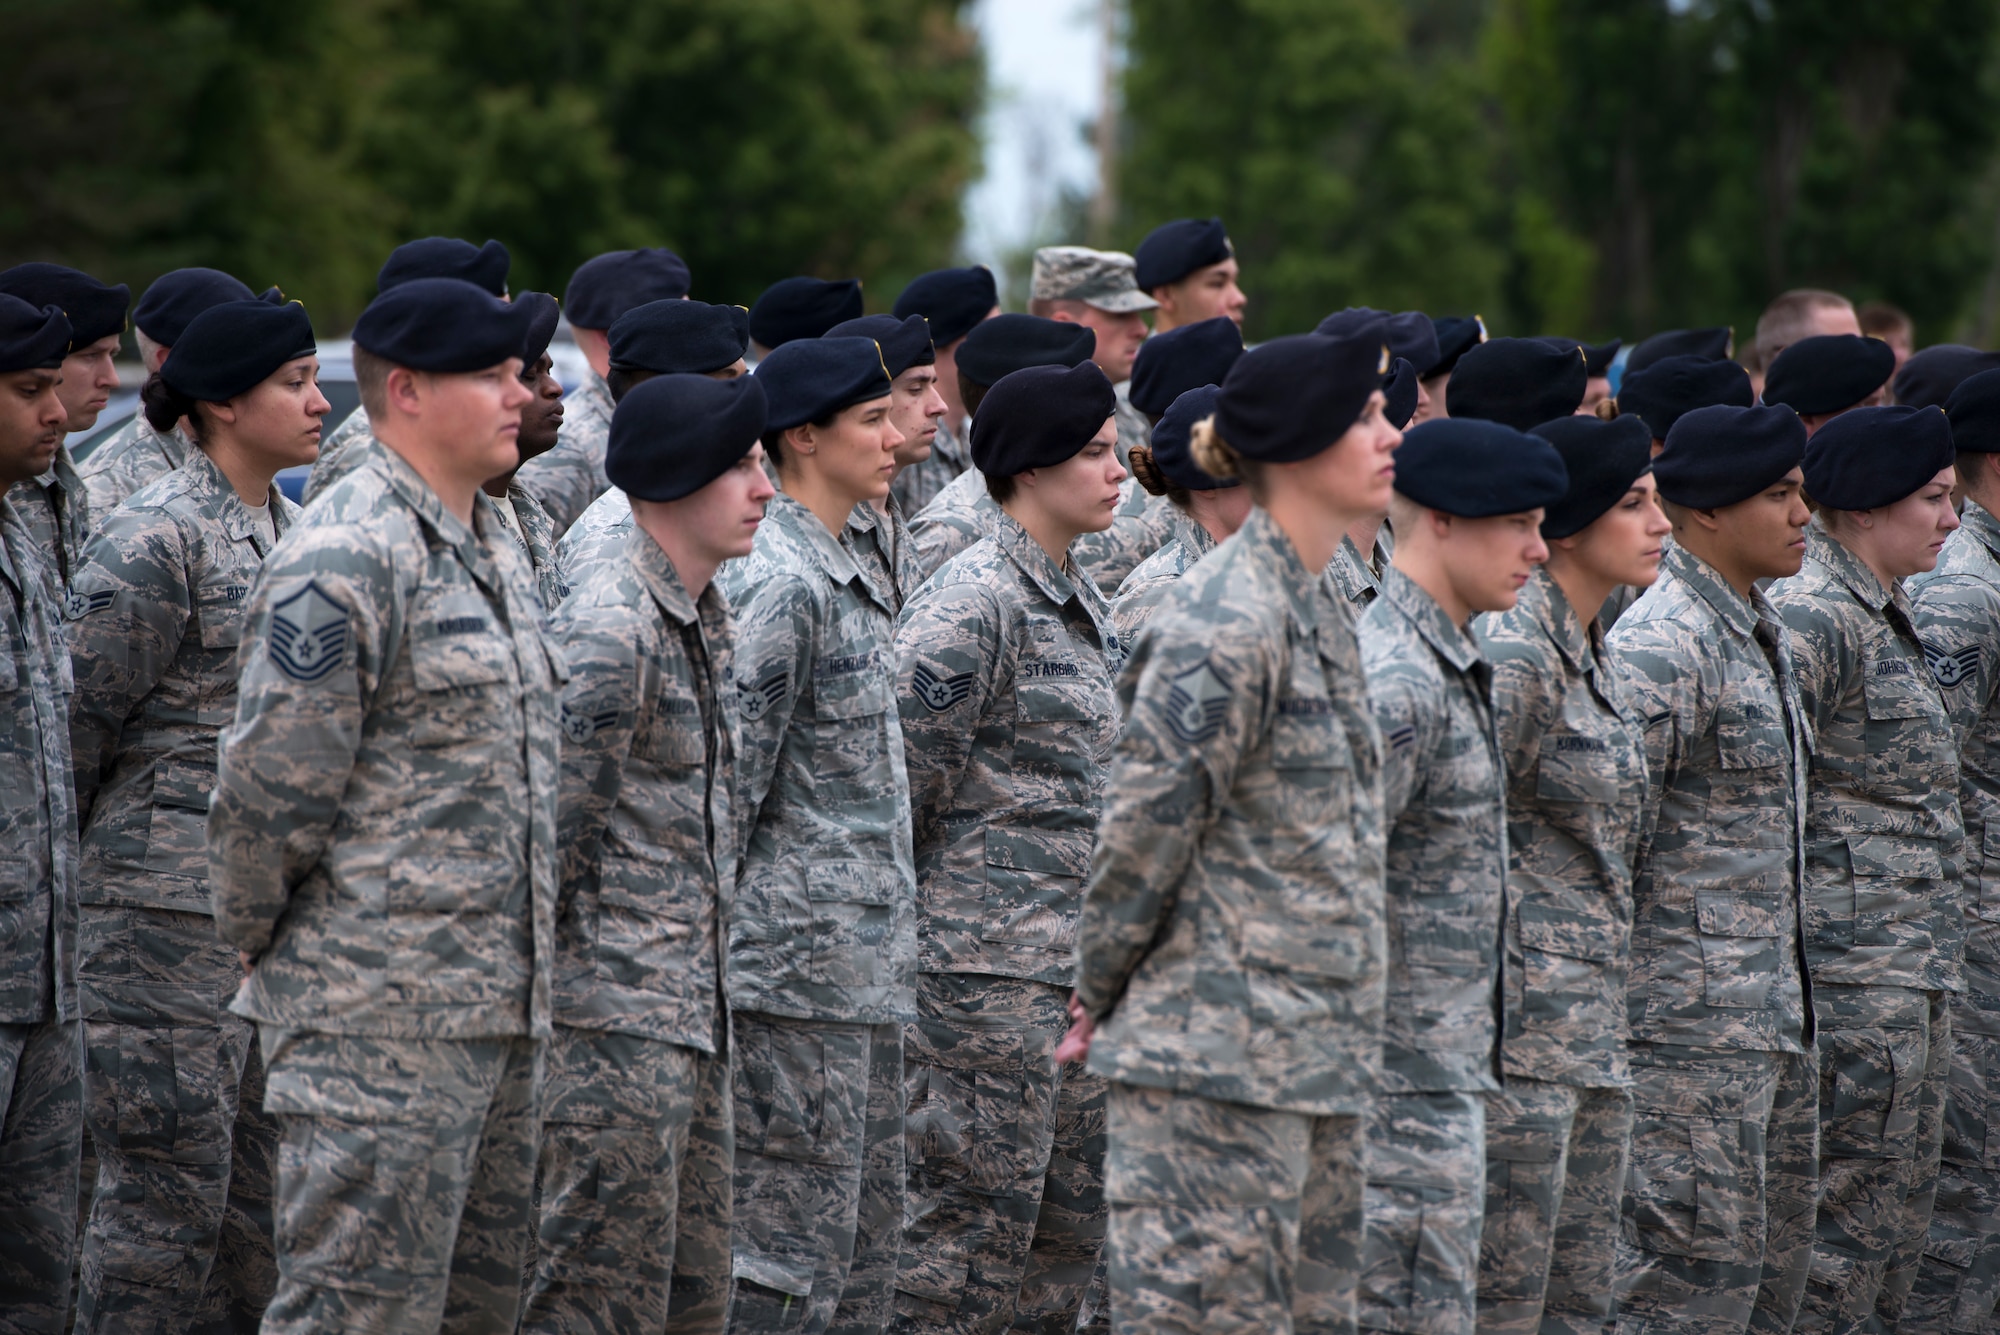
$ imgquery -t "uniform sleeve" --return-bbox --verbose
[1606,615,1704,863]
[207,528,391,955]
[731,571,815,836]
[65,510,191,825]
[894,582,1005,855]
[1365,658,1442,826]
[1074,607,1267,1020]
[1484,645,1551,801]
[550,597,641,892]
[1912,575,2000,749]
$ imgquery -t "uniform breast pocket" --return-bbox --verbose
[1846,832,1940,949]
[143,757,216,884]
[595,846,706,994]
[634,693,705,770]
[193,579,248,651]
[408,611,518,747]
[1012,675,1110,785]
[1399,903,1494,978]
[1516,898,1620,1020]
[812,668,890,783]
[1695,887,1781,1008]
[1534,733,1621,806]
[1260,712,1354,863]
[1711,701,1790,811]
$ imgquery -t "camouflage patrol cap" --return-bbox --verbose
[1030,247,1158,314]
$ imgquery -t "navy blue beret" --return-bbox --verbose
[1764,335,1896,417]
[1804,405,1955,511]
[825,314,934,378]
[352,278,538,373]
[1615,355,1754,440]
[971,362,1117,477]
[0,296,71,374]
[0,263,129,348]
[514,293,560,367]
[758,336,891,432]
[1148,384,1234,491]
[1947,369,2000,454]
[955,314,1096,387]
[377,237,509,297]
[1654,404,1806,509]
[1215,334,1385,465]
[1531,414,1654,539]
[1134,218,1233,292]
[1129,316,1244,417]
[1395,418,1568,518]
[1429,315,1487,378]
[609,300,749,376]
[893,267,997,347]
[564,248,691,329]
[750,277,863,350]
[161,300,316,403]
[1625,326,1733,374]
[1316,308,1441,378]
[1446,337,1586,431]
[1895,345,2000,410]
[134,268,256,345]
[1536,336,1622,379]
[1383,358,1420,430]
[606,373,768,502]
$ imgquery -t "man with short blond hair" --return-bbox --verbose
[1749,288,1859,395]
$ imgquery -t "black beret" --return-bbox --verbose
[376,237,509,296]
[750,277,864,350]
[1446,337,1587,430]
[514,293,561,367]
[1429,315,1488,378]
[825,314,934,378]
[1615,355,1754,440]
[1804,405,1955,512]
[1394,418,1569,518]
[758,336,891,432]
[0,263,130,348]
[1215,334,1385,464]
[160,300,316,403]
[956,314,1096,387]
[563,248,692,330]
[1129,316,1244,417]
[1134,217,1233,292]
[1383,358,1420,430]
[1316,307,1441,378]
[1625,326,1733,374]
[0,295,71,374]
[609,300,749,376]
[970,362,1118,477]
[1149,384,1234,491]
[1947,369,2000,453]
[352,278,538,373]
[606,373,768,502]
[1531,414,1654,539]
[893,266,998,347]
[1763,334,1896,417]
[1536,336,1622,379]
[133,268,255,345]
[1654,404,1806,509]
[1893,344,2000,410]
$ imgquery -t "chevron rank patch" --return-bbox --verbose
[268,581,350,683]
[560,702,622,744]
[1164,658,1230,745]
[911,663,976,713]
[1924,638,1980,690]
[64,588,117,620]
[738,668,788,723]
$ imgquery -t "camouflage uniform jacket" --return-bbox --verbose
[890,414,970,518]
[1076,505,1388,1116]
[1073,482,1179,597]
[1361,565,1507,1094]
[556,485,633,593]
[894,508,1120,986]
[1774,523,1963,993]
[1607,540,1812,1053]
[76,412,195,519]
[720,489,918,1024]
[846,494,922,617]
[1325,532,1389,612]
[515,370,614,536]
[550,524,737,1052]
[493,481,570,612]
[906,467,1000,589]
[1109,509,1215,646]
[1477,566,1645,1089]
[209,443,564,1039]
[301,405,373,504]
[67,447,298,922]
[9,446,90,608]
[0,496,77,1025]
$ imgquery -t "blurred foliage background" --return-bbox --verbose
[5,0,1999,345]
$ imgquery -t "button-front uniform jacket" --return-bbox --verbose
[1075,505,1387,1116]
[77,413,195,519]
[1109,509,1215,647]
[894,508,1120,986]
[516,370,614,537]
[1607,540,1812,1054]
[209,444,564,1040]
[1774,523,1963,994]
[9,446,90,607]
[1477,566,1646,1089]
[498,480,570,612]
[906,468,999,589]
[0,497,77,1026]
[67,448,298,929]
[1361,566,1507,1094]
[1325,532,1390,612]
[557,486,633,593]
[721,489,918,1025]
[846,495,923,617]
[550,524,736,1053]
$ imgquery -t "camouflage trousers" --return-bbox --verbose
[74,905,279,1334]
[1358,1089,1485,1335]
[257,1028,543,1335]
[891,974,1107,1335]
[0,1016,81,1334]
[1104,1080,1365,1335]
[518,1026,733,1335]
[1612,1044,1818,1335]
[1476,1081,1634,1335]
[728,1014,903,1335]
[1794,986,1948,1335]
[1904,1001,2000,1334]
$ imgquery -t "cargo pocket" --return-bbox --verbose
[91,1231,198,1291]
[894,1249,970,1322]
[594,846,701,994]
[141,758,215,887]
[732,1248,815,1328]
[1517,899,1618,1026]
[533,1117,665,1287]
[83,1022,229,1167]
[1820,1026,1924,1163]
[1479,1120,1564,1300]
[903,1023,1032,1195]
[981,828,1090,951]
[1847,833,1939,951]
[1695,888,1781,1009]
[275,1118,435,1297]
[1624,1110,1760,1261]
[734,1023,863,1168]
[806,860,899,989]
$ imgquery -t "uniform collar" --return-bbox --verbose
[1805,517,1900,616]
[374,438,493,582]
[630,522,704,627]
[181,446,288,547]
[574,370,614,423]
[992,504,1083,608]
[768,488,870,591]
[1381,563,1482,673]
[1520,565,1595,674]
[1173,508,1216,561]
[1661,539,1763,639]
[1962,498,2000,561]
[1235,506,1321,637]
